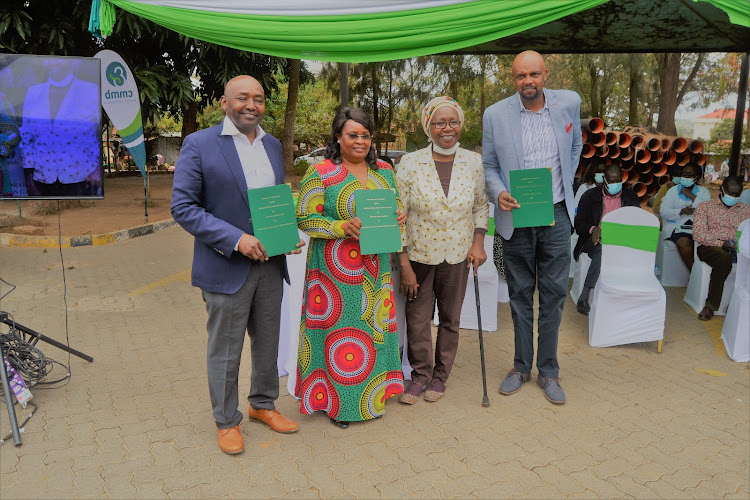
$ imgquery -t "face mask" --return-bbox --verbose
[672,177,682,185]
[680,177,695,188]
[594,173,604,184]
[605,181,622,195]
[720,190,739,207]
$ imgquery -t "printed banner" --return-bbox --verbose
[94,49,146,181]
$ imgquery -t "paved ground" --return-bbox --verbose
[1,226,748,499]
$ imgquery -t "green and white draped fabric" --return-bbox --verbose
[87,0,750,62]
[89,0,611,62]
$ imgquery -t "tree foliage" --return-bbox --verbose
[0,0,305,140]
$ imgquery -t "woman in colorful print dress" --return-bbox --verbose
[295,107,406,428]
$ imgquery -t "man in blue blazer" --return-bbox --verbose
[171,75,302,454]
[483,51,582,405]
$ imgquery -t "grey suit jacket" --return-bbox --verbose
[483,89,583,239]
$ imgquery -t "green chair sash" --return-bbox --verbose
[601,222,659,253]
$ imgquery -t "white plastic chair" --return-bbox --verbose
[684,244,736,316]
[655,233,690,287]
[588,207,665,348]
[570,253,592,304]
[721,219,750,362]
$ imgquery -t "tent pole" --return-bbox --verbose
[339,63,349,107]
[729,53,748,178]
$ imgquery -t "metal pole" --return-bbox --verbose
[339,63,349,107]
[0,342,22,446]
[729,53,749,178]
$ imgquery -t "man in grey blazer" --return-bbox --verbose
[483,51,582,405]
[172,76,302,454]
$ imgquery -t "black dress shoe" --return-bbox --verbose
[329,417,349,429]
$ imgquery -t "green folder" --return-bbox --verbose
[354,189,401,255]
[510,167,554,228]
[247,184,299,257]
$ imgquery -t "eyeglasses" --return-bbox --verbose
[431,121,461,129]
[345,133,372,141]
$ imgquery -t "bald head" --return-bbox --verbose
[224,75,262,99]
[512,51,546,73]
[512,51,548,110]
[221,75,265,138]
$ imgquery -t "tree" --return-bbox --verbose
[710,117,750,143]
[656,53,704,135]
[282,59,301,176]
[1,0,299,143]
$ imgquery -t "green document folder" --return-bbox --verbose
[354,189,401,255]
[510,167,554,228]
[247,184,299,257]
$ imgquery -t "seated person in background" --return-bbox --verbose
[652,164,682,220]
[574,162,605,214]
[739,186,750,206]
[573,163,640,314]
[693,177,750,321]
[659,163,710,272]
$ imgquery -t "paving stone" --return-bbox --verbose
[1,227,747,500]
[472,479,525,499]
[569,470,628,499]
[532,464,587,496]
[303,467,347,498]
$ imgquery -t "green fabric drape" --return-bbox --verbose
[95,0,612,62]
[694,0,750,28]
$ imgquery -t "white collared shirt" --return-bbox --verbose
[221,116,275,190]
[518,89,565,203]
[222,116,276,253]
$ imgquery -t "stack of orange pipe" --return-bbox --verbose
[579,119,705,202]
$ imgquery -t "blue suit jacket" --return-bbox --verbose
[483,89,583,239]
[171,123,289,294]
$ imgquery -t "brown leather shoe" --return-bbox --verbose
[248,406,299,433]
[217,425,244,454]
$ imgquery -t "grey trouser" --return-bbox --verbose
[202,257,283,429]
[581,239,603,289]
[501,202,571,379]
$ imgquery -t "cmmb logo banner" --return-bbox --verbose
[94,50,146,181]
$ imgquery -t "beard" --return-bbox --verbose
[520,85,540,101]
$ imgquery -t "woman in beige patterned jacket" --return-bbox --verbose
[396,96,489,404]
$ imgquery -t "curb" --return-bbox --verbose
[0,219,178,248]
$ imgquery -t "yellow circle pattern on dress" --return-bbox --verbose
[336,180,358,219]
[358,372,387,420]
[299,334,312,374]
[361,275,375,322]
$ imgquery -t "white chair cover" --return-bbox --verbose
[458,235,499,331]
[433,235,498,331]
[391,256,413,379]
[570,253,592,304]
[279,231,309,396]
[569,233,578,278]
[588,207,665,347]
[655,233,690,287]
[721,218,750,362]
[684,244,736,316]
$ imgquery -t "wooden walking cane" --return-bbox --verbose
[473,263,490,407]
